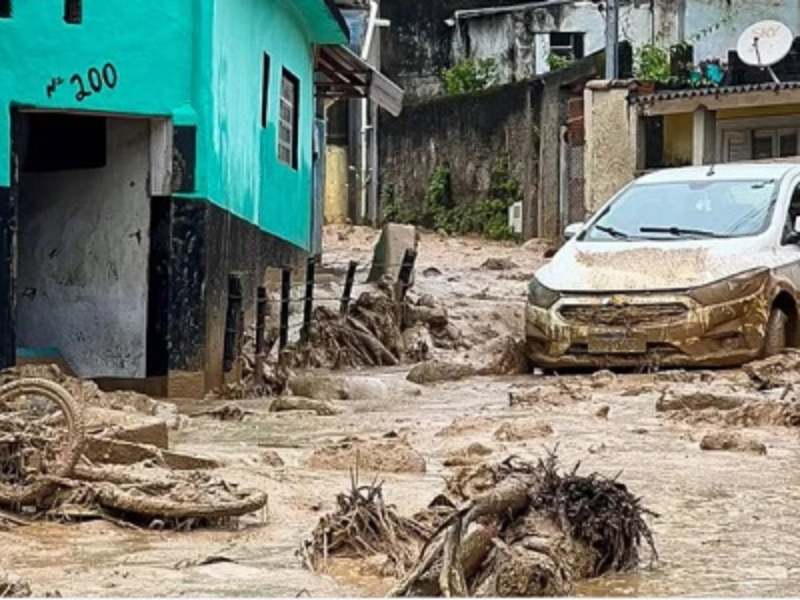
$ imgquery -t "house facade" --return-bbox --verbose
[0,0,382,397]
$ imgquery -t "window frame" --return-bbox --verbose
[64,0,82,24]
[718,116,800,162]
[261,53,271,129]
[278,68,300,170]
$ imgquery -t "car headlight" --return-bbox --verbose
[688,268,769,306]
[528,277,560,309]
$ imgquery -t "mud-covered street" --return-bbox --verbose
[3,227,800,596]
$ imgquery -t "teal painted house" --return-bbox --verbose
[0,0,400,396]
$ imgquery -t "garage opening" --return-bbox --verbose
[13,113,164,382]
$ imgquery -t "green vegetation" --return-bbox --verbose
[546,53,574,72]
[442,58,498,95]
[634,13,734,86]
[381,155,522,242]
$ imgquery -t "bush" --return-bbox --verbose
[442,58,498,96]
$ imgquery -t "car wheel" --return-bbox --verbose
[763,308,788,358]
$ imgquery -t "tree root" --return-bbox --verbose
[300,470,432,577]
[307,452,657,597]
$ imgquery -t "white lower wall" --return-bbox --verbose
[17,118,151,379]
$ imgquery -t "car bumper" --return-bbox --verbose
[525,289,770,369]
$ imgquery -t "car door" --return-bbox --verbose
[773,176,800,294]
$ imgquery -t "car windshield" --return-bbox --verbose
[582,178,777,241]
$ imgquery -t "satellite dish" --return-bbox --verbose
[736,20,794,83]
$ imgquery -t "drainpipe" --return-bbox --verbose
[359,0,379,225]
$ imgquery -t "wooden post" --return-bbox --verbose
[340,260,358,316]
[301,256,316,343]
[279,268,292,351]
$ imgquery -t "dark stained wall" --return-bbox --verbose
[378,81,540,231]
[380,0,531,98]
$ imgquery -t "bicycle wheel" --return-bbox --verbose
[0,378,84,505]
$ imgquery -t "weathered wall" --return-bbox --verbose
[584,81,641,215]
[380,0,527,98]
[16,118,151,379]
[381,0,683,99]
[378,81,536,218]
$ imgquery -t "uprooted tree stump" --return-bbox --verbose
[390,454,657,597]
[302,452,657,597]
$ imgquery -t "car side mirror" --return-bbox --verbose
[564,222,584,240]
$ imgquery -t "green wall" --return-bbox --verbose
[208,0,329,250]
[0,0,346,250]
[0,0,198,187]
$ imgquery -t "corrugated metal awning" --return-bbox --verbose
[314,45,405,117]
[633,81,800,105]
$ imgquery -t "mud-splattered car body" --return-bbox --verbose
[526,164,800,369]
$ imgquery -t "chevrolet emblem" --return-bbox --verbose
[610,295,628,307]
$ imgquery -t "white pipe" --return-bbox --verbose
[359,0,379,223]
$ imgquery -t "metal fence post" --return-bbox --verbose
[223,274,243,373]
[255,286,267,382]
[340,260,358,316]
[279,268,292,351]
[301,256,316,343]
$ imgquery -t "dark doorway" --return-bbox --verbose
[9,111,167,382]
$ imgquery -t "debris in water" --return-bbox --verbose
[305,452,656,597]
[307,437,427,474]
[300,475,431,577]
[699,431,768,455]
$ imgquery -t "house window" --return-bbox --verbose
[278,69,299,169]
[723,125,800,162]
[549,32,584,61]
[0,0,11,18]
[64,0,82,24]
[261,53,271,129]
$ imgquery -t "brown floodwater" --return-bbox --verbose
[4,367,800,596]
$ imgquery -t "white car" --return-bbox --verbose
[526,163,800,369]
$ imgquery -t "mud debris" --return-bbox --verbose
[443,442,494,467]
[436,416,495,438]
[655,385,758,412]
[480,257,519,271]
[493,419,554,442]
[300,480,431,578]
[743,351,800,389]
[509,382,590,407]
[0,375,267,529]
[306,437,427,474]
[407,361,476,385]
[699,431,768,455]
[270,397,341,417]
[381,454,655,597]
[0,572,32,597]
[595,405,611,419]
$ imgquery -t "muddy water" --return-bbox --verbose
[5,368,800,596]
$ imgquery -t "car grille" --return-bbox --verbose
[559,303,689,327]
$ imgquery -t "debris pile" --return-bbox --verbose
[302,453,657,597]
[0,572,32,597]
[300,477,431,577]
[0,374,267,529]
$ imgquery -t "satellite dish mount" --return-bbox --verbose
[736,20,794,84]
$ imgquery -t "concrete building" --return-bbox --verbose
[382,0,800,101]
[582,3,800,220]
[0,0,400,397]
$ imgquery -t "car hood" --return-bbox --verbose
[536,239,777,293]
